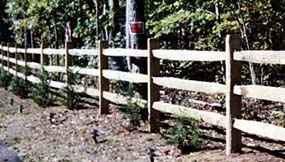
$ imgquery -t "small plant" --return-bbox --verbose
[61,84,82,109]
[9,77,29,98]
[60,70,81,109]
[0,68,12,90]
[166,117,201,154]
[32,70,52,107]
[126,100,142,128]
[121,84,146,130]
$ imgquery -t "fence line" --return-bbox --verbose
[0,34,285,156]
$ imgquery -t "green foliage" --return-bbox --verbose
[146,0,285,51]
[111,32,126,48]
[122,84,146,130]
[3,0,285,85]
[60,70,81,109]
[61,84,81,109]
[32,70,52,107]
[5,0,99,46]
[0,68,12,90]
[4,0,285,50]
[166,117,201,154]
[9,77,29,98]
[145,0,285,84]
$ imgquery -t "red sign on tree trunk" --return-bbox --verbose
[129,22,144,34]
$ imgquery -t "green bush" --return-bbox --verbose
[166,117,201,154]
[125,99,142,129]
[10,77,29,98]
[60,70,81,109]
[32,70,52,107]
[119,84,148,130]
[0,68,12,90]
[61,84,82,109]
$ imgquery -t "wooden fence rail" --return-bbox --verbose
[0,34,285,156]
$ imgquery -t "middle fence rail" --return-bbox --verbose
[0,35,285,156]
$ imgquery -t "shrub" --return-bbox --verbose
[9,77,29,98]
[0,68,12,90]
[60,70,81,109]
[61,84,82,109]
[32,70,52,107]
[125,99,142,129]
[166,117,201,154]
[121,84,146,130]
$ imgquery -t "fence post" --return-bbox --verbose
[15,44,18,77]
[99,41,109,114]
[148,38,160,132]
[226,34,242,155]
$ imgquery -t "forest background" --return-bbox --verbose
[1,0,285,85]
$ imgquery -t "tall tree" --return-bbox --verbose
[126,0,148,99]
[126,0,146,49]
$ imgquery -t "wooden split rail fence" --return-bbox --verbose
[0,35,285,155]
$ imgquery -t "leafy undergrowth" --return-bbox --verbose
[0,88,284,162]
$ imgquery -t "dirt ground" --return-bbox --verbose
[0,88,284,162]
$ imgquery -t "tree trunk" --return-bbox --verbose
[126,0,146,50]
[126,0,148,99]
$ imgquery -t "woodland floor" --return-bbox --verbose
[0,88,284,162]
